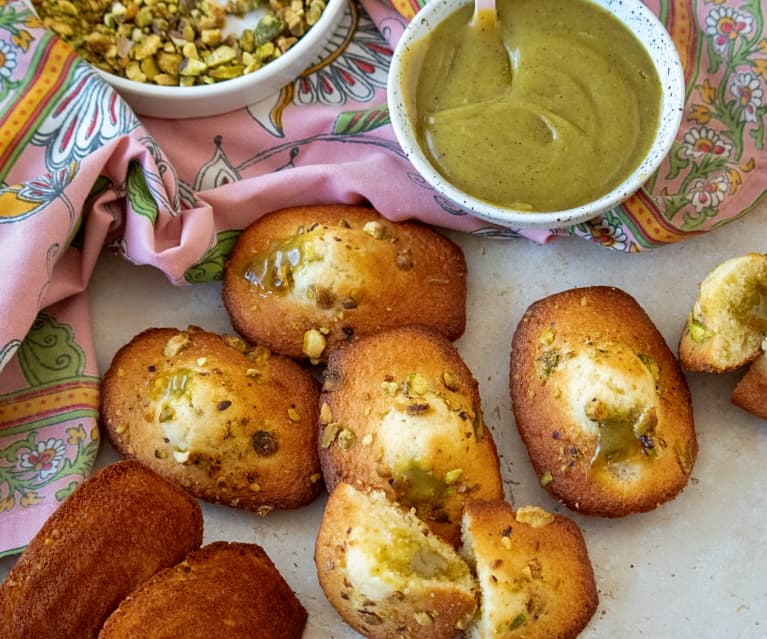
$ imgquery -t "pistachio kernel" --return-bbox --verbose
[414,611,434,626]
[337,428,356,450]
[515,505,555,528]
[444,468,464,484]
[164,333,190,357]
[689,318,709,343]
[303,328,326,359]
[539,327,556,345]
[381,381,399,396]
[406,373,429,396]
[287,407,300,422]
[321,422,341,449]
[441,370,461,391]
[319,402,333,424]
[362,220,385,239]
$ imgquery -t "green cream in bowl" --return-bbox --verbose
[388,0,685,229]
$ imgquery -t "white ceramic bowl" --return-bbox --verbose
[90,0,348,119]
[387,0,685,229]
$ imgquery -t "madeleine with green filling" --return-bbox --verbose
[319,326,504,545]
[101,326,321,513]
[461,500,598,639]
[510,286,697,517]
[222,205,467,361]
[314,483,478,639]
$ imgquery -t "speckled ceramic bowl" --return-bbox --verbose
[387,0,685,230]
[87,0,348,119]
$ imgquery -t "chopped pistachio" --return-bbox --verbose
[321,422,341,449]
[510,613,527,630]
[303,328,326,359]
[31,0,323,86]
[442,370,461,391]
[287,407,300,422]
[444,468,464,484]
[515,505,555,527]
[363,220,385,239]
[689,318,709,343]
[380,381,399,396]
[539,327,555,345]
[406,373,429,396]
[539,470,553,486]
[337,428,355,450]
[164,333,190,357]
[319,402,333,424]
[414,611,434,626]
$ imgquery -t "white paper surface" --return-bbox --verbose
[2,207,767,638]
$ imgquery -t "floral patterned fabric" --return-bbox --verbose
[0,0,765,554]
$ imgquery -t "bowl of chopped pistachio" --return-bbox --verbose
[31,0,348,118]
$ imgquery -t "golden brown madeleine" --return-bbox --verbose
[679,253,767,372]
[314,483,478,639]
[222,205,467,361]
[319,326,504,545]
[510,286,697,517]
[461,500,598,639]
[101,326,321,513]
[99,541,307,639]
[732,347,767,418]
[0,460,202,639]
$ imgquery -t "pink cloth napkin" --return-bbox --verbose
[0,0,765,555]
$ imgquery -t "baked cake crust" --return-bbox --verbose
[510,286,697,517]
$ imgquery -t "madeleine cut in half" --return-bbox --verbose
[99,542,307,638]
[319,326,504,545]
[101,326,321,513]
[461,500,598,639]
[314,483,478,639]
[222,205,467,361]
[510,286,697,517]
[731,346,767,418]
[679,253,767,373]
[0,461,202,639]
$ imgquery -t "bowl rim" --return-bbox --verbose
[387,0,686,230]
[88,0,348,110]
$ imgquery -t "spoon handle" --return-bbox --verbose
[474,0,496,13]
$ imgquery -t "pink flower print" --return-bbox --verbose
[18,438,67,480]
[681,126,733,159]
[730,72,764,123]
[688,175,729,213]
[705,7,753,55]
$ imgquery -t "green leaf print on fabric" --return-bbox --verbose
[183,229,241,283]
[333,105,391,134]
[126,160,159,224]
[17,313,86,386]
